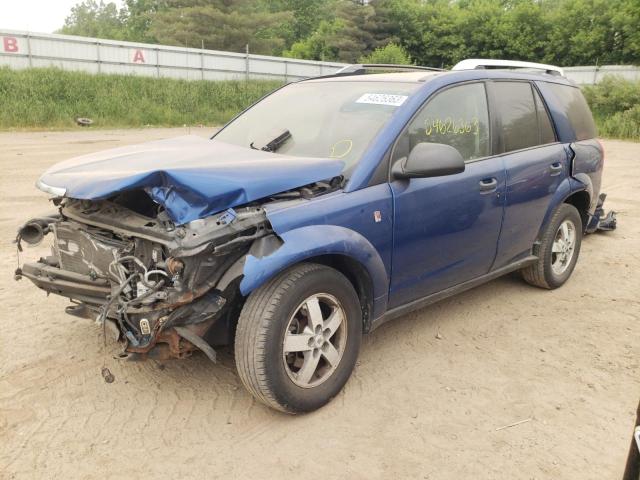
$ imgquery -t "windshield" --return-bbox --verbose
[213,80,420,175]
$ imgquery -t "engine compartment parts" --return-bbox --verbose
[15,197,272,362]
[15,214,61,249]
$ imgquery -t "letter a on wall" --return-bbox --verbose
[132,49,145,63]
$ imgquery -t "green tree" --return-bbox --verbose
[284,0,384,62]
[359,42,412,64]
[544,0,640,65]
[57,0,640,66]
[284,20,343,61]
[123,0,165,43]
[612,0,640,64]
[59,0,127,39]
[263,0,334,49]
[58,0,165,42]
[150,0,292,54]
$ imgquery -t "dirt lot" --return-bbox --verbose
[0,128,638,479]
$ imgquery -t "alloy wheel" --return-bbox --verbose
[551,219,577,275]
[282,293,347,388]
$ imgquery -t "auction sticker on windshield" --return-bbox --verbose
[356,93,408,107]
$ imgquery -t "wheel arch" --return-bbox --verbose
[537,178,591,242]
[563,189,591,230]
[302,253,375,332]
[237,225,389,332]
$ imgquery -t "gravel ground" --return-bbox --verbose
[0,129,638,480]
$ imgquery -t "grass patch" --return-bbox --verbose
[1,67,638,141]
[0,67,282,129]
[583,76,640,141]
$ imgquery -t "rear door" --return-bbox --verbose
[537,81,603,214]
[388,82,506,308]
[489,81,569,269]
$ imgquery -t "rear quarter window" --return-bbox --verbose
[543,83,597,141]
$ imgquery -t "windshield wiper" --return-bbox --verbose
[250,129,291,153]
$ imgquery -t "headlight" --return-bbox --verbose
[36,178,66,197]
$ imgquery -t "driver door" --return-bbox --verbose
[388,82,506,308]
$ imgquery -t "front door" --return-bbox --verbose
[388,82,506,308]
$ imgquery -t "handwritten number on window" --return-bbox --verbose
[424,117,480,137]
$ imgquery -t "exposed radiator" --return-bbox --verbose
[52,222,128,278]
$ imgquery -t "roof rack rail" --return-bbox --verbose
[335,64,445,75]
[452,59,564,76]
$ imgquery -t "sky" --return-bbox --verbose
[1,0,124,34]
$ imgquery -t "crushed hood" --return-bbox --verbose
[39,135,344,225]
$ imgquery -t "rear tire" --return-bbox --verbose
[234,263,362,413]
[522,203,583,289]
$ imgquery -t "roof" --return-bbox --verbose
[452,59,564,76]
[304,71,441,83]
[303,69,574,87]
[303,58,573,86]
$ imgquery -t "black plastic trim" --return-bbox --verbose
[371,256,538,331]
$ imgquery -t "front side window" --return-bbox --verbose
[392,82,491,162]
[213,80,420,176]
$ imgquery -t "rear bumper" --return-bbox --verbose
[17,260,110,305]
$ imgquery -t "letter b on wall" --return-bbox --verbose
[3,37,19,53]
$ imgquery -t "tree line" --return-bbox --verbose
[59,0,640,67]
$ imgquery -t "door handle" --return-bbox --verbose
[550,162,563,176]
[479,177,498,193]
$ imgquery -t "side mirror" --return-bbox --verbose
[392,142,465,179]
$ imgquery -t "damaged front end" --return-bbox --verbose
[15,192,272,362]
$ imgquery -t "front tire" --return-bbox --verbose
[522,203,583,289]
[234,263,362,413]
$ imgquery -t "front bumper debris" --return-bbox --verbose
[14,199,271,362]
[17,259,110,304]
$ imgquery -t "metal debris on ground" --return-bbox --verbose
[495,418,532,431]
[75,117,93,126]
[597,211,617,231]
[590,193,618,232]
[101,367,115,383]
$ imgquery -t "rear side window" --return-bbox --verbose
[493,82,539,152]
[393,82,491,162]
[545,83,597,141]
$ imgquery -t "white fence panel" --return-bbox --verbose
[0,29,346,82]
[563,65,640,84]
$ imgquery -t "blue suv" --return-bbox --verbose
[16,60,610,413]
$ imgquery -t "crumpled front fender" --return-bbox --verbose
[239,225,389,312]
